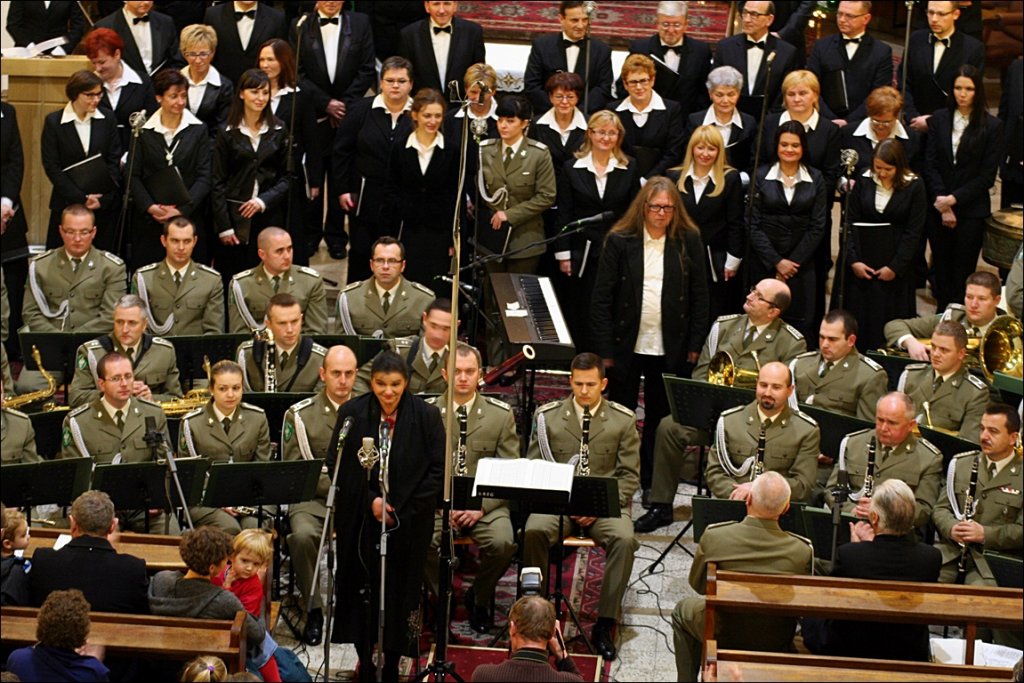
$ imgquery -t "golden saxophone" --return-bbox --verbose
[5,346,65,412]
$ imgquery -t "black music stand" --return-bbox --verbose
[984,552,1024,589]
[691,496,807,543]
[27,409,71,458]
[202,460,321,529]
[918,426,977,471]
[164,456,210,506]
[166,334,248,390]
[243,392,315,456]
[18,330,101,402]
[0,459,91,527]
[866,351,915,391]
[798,405,873,461]
[800,506,857,562]
[993,372,1023,405]
[92,462,167,534]
[452,475,482,511]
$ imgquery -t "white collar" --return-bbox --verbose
[702,106,743,129]
[852,117,910,142]
[562,32,583,43]
[766,163,813,184]
[455,393,477,413]
[661,38,684,48]
[374,279,400,299]
[616,90,666,115]
[233,2,257,13]
[142,107,203,133]
[536,106,588,132]
[502,137,525,155]
[61,102,105,124]
[643,227,666,245]
[233,120,270,136]
[842,31,867,41]
[103,61,144,90]
[165,260,191,277]
[455,97,498,120]
[429,18,453,31]
[572,151,624,173]
[273,85,297,99]
[371,94,413,112]
[123,6,148,25]
[573,397,601,419]
[686,164,712,183]
[780,108,820,131]
[406,131,445,151]
[181,64,222,88]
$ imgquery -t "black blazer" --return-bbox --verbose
[397,16,486,105]
[28,535,149,614]
[807,33,893,121]
[40,106,122,211]
[293,10,377,114]
[524,33,613,114]
[610,97,686,178]
[529,114,587,184]
[684,108,758,175]
[1,103,26,241]
[386,134,460,233]
[205,1,288,86]
[100,78,158,152]
[591,229,710,370]
[761,114,842,191]
[7,0,85,52]
[712,33,799,117]
[845,174,927,276]
[627,34,712,117]
[555,156,642,254]
[271,88,324,188]
[444,109,498,185]
[923,109,1003,219]
[94,7,183,79]
[839,122,923,176]
[770,1,816,62]
[671,169,746,276]
[899,29,985,119]
[998,58,1023,188]
[187,70,234,139]
[749,164,828,269]
[130,118,213,217]
[211,122,294,236]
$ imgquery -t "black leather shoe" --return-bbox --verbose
[591,619,617,661]
[328,246,348,260]
[464,587,491,633]
[633,504,673,533]
[303,608,323,645]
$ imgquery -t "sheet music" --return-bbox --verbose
[473,458,573,495]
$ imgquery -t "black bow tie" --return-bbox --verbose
[662,44,681,55]
[746,39,766,50]
[843,36,862,45]
[929,34,950,48]
[433,25,452,35]
[235,9,256,21]
[319,16,339,26]
[563,38,583,49]
[132,14,150,25]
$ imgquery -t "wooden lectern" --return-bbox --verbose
[2,56,91,245]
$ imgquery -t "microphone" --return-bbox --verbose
[435,275,477,296]
[357,436,379,472]
[473,80,491,106]
[766,50,777,65]
[296,12,310,30]
[447,80,462,104]
[559,211,615,233]
[129,110,148,130]
[583,1,597,15]
[335,416,354,452]
[840,148,859,177]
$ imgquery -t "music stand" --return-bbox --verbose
[918,426,977,472]
[27,409,71,458]
[798,405,873,461]
[452,475,482,511]
[166,334,248,390]
[984,552,1023,589]
[18,330,101,402]
[0,459,92,527]
[243,392,315,456]
[866,351,915,391]
[92,462,168,534]
[992,372,1023,404]
[202,460,321,529]
[163,456,210,506]
[691,496,807,543]
[800,506,857,562]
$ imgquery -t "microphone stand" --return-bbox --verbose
[900,2,915,102]
[376,423,391,683]
[460,224,588,273]
[833,151,859,310]
[115,112,146,262]
[142,420,193,533]
[744,51,776,274]
[582,3,595,113]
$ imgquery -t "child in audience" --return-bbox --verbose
[180,655,227,682]
[1,508,31,606]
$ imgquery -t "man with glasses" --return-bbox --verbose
[336,236,435,339]
[627,1,712,118]
[634,278,806,532]
[807,1,893,128]
[711,1,799,118]
[900,0,985,132]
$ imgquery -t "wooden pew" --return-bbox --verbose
[706,641,1015,682]
[1,607,247,673]
[704,564,1024,668]
[25,528,185,572]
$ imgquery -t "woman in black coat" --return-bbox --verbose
[128,69,213,271]
[611,54,686,179]
[923,65,1003,310]
[838,139,927,350]
[180,24,234,138]
[82,27,157,154]
[591,177,709,493]
[211,69,293,281]
[330,351,444,682]
[387,89,460,286]
[40,70,122,251]
[684,66,757,180]
[748,121,829,341]
[670,125,746,322]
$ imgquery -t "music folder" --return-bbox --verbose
[473,458,573,506]
[63,154,116,195]
[853,222,895,269]
[144,165,192,206]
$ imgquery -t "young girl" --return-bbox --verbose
[1,507,31,606]
[212,529,280,682]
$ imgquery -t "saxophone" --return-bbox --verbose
[455,405,468,476]
[863,437,877,498]
[255,327,277,392]
[4,346,64,411]
[577,405,591,477]
[751,420,767,481]
[955,453,981,584]
[159,356,212,416]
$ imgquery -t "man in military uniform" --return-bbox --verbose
[898,321,988,443]
[68,295,183,407]
[20,205,127,391]
[131,216,225,336]
[229,227,328,334]
[635,280,806,532]
[60,352,174,533]
[353,298,453,395]
[1006,246,1022,319]
[522,353,640,661]
[1,377,40,464]
[672,472,813,682]
[884,271,1004,360]
[424,343,519,634]
[237,293,326,393]
[282,344,358,646]
[826,392,944,529]
[335,237,435,338]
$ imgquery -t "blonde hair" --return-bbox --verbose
[2,508,26,547]
[462,62,497,91]
[675,125,733,199]
[575,110,630,167]
[781,70,820,109]
[181,655,228,683]
[180,24,218,54]
[232,529,272,566]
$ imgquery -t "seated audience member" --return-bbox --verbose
[1,507,31,606]
[470,596,583,682]
[29,491,148,614]
[804,479,941,661]
[5,589,108,682]
[181,655,228,683]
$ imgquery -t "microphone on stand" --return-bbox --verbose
[558,211,616,233]
[840,148,859,177]
[583,1,598,15]
[357,436,379,473]
[129,110,148,130]
[335,416,354,451]
[295,12,310,31]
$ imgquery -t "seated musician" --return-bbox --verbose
[635,279,806,532]
[424,343,519,634]
[61,352,175,533]
[335,236,436,338]
[825,392,943,529]
[68,294,183,407]
[897,320,988,443]
[179,360,272,535]
[1,377,40,464]
[671,472,813,682]
[131,216,225,336]
[236,293,326,393]
[884,271,1004,361]
[522,352,640,661]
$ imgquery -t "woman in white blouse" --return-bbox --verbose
[179,24,233,137]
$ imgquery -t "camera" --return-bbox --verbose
[519,566,543,596]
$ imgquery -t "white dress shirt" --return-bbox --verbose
[124,6,154,73]
[142,107,204,147]
[563,32,581,72]
[765,162,814,204]
[661,39,683,72]
[851,116,910,147]
[780,108,820,133]
[182,65,223,116]
[371,94,413,128]
[430,19,453,87]
[746,32,767,94]
[61,103,106,154]
[634,227,666,355]
[844,31,866,60]
[234,2,256,50]
[951,110,969,158]
[615,91,666,129]
[319,11,341,83]
[535,107,588,146]
[933,30,954,73]
[701,106,743,147]
[406,131,444,175]
[270,85,296,116]
[103,62,145,111]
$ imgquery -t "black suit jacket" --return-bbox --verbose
[529,115,587,184]
[900,29,985,119]
[684,109,758,175]
[386,135,459,233]
[611,97,686,178]
[7,0,85,52]
[94,8,183,79]
[591,229,710,372]
[397,16,485,105]
[712,33,799,117]
[807,33,893,121]
[671,169,746,277]
[845,174,927,276]
[272,88,324,187]
[761,114,842,191]
[130,119,213,217]
[205,2,288,86]
[211,123,294,237]
[626,34,712,117]
[555,156,642,256]
[1,103,26,250]
[923,109,1003,219]
[28,535,149,614]
[524,33,613,114]
[40,107,123,211]
[101,79,158,152]
[749,164,828,269]
[998,58,1023,187]
[293,10,377,114]
[188,70,234,138]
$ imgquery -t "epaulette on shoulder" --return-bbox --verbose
[716,313,743,323]
[479,138,498,146]
[537,400,560,413]
[860,355,884,372]
[782,322,804,339]
[484,396,512,411]
[722,404,745,416]
[3,407,30,420]
[152,336,174,348]
[295,265,321,278]
[918,438,942,457]
[239,339,255,350]
[965,374,988,391]
[102,251,124,266]
[137,263,159,273]
[30,249,57,262]
[136,397,162,408]
[195,263,220,276]
[69,404,91,417]
[84,339,104,350]
[606,400,635,418]
[233,268,254,281]
[292,397,315,412]
[705,520,739,531]
[786,531,814,549]
[425,396,439,406]
[947,303,966,312]
[241,402,265,413]
[182,407,203,420]
[794,350,817,361]
[311,343,328,355]
[848,427,872,439]
[906,363,930,372]
[526,138,549,151]
[793,409,818,427]
[952,449,981,461]
[342,280,362,292]
[409,281,435,296]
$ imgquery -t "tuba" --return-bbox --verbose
[4,346,65,412]
[255,327,277,392]
[708,350,761,387]
[577,404,591,477]
[979,315,1023,381]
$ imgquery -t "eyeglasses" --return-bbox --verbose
[81,90,104,100]
[869,118,896,127]
[740,9,771,18]
[659,21,684,30]
[183,51,212,59]
[836,11,867,20]
[926,9,955,17]
[749,285,777,308]
[372,258,403,266]
[383,78,410,86]
[61,228,95,238]
[625,78,652,87]
[590,129,619,138]
[551,93,577,102]
[646,203,675,214]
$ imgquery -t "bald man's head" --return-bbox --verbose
[748,471,791,519]
[320,345,358,404]
[755,361,794,418]
[257,227,293,276]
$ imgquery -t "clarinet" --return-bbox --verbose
[455,407,468,476]
[751,421,767,481]
[955,453,981,584]
[577,405,591,477]
[255,327,277,392]
[864,437,877,498]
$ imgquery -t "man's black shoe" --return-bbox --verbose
[303,607,323,645]
[464,587,491,633]
[633,504,673,533]
[592,618,617,661]
[328,246,348,260]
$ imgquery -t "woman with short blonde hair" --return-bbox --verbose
[179,24,232,136]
